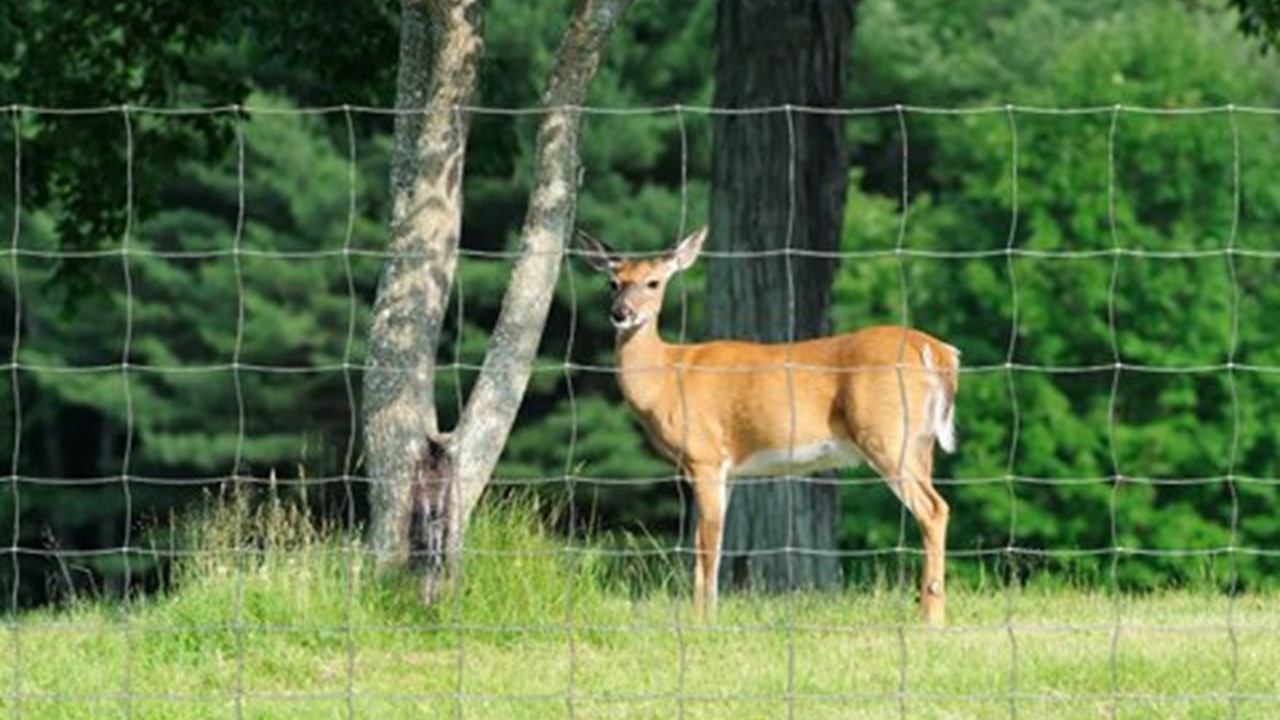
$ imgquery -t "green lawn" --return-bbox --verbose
[3,497,1274,719]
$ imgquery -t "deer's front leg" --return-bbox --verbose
[689,462,729,621]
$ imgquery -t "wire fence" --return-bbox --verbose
[2,103,1279,718]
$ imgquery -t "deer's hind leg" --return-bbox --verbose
[896,445,949,626]
[855,417,950,626]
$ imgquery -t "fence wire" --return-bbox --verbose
[1,103,1276,719]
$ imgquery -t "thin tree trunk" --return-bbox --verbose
[365,0,484,564]
[709,0,855,592]
[364,0,635,596]
[452,0,636,523]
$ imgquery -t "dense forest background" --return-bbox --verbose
[3,0,1280,606]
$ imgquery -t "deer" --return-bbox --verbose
[578,227,960,625]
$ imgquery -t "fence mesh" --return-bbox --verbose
[2,103,1280,718]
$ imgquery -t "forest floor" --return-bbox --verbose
[4,497,1275,719]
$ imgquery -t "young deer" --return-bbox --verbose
[579,228,960,625]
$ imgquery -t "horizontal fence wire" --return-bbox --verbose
[3,473,1280,487]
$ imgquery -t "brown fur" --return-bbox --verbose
[582,229,959,625]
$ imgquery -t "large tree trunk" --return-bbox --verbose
[709,0,856,592]
[364,0,634,600]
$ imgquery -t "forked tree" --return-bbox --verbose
[580,228,959,625]
[362,0,634,600]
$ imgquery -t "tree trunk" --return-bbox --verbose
[451,0,637,521]
[365,0,484,565]
[364,0,634,598]
[709,0,855,592]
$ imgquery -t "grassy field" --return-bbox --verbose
[3,496,1275,719]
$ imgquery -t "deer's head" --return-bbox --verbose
[578,228,707,333]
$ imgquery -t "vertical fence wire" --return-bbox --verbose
[6,106,22,720]
[118,105,138,720]
[781,102,799,720]
[670,101,691,717]
[892,103,913,720]
[673,103,690,720]
[1002,104,1023,720]
[561,109,583,720]
[339,104,360,720]
[1225,103,1243,720]
[228,104,249,720]
[449,104,468,720]
[1105,103,1124,720]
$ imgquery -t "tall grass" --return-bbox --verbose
[161,487,654,643]
[3,490,1276,719]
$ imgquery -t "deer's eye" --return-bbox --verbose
[608,279,620,291]
[646,279,661,290]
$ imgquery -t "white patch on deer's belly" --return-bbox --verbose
[730,439,863,478]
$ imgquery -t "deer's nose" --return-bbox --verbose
[610,307,629,325]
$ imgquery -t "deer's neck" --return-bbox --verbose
[615,323,675,414]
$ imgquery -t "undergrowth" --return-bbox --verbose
[3,490,1275,719]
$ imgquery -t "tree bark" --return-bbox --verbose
[452,0,636,523]
[709,0,856,592]
[365,0,483,564]
[364,0,634,593]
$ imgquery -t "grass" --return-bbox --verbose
[3,493,1276,719]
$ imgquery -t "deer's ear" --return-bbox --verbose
[665,227,707,274]
[576,230,619,274]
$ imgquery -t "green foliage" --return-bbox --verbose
[1232,0,1280,51]
[837,0,1280,589]
[0,0,399,279]
[0,97,386,605]
[4,0,1280,607]
[3,0,242,280]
